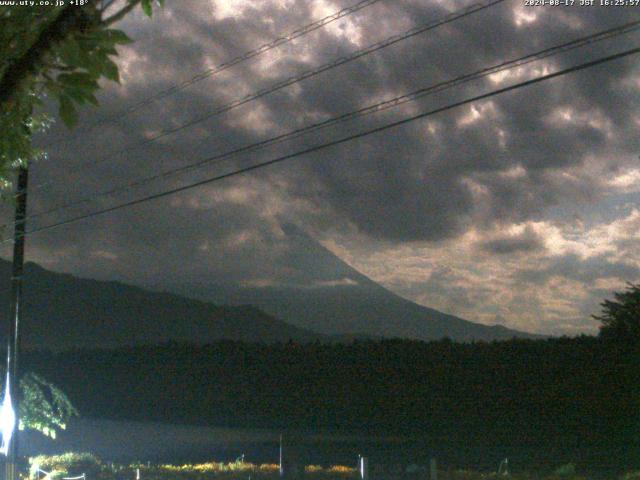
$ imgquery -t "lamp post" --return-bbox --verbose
[2,166,29,480]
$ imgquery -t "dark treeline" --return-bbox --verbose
[22,336,639,469]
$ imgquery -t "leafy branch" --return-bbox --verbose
[0,0,164,190]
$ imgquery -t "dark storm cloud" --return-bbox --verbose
[269,2,638,241]
[4,0,637,335]
[35,0,636,247]
[515,253,640,285]
[478,226,545,254]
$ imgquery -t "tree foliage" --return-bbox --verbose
[0,0,163,191]
[593,282,640,342]
[3,370,78,439]
[0,0,162,439]
[20,371,79,439]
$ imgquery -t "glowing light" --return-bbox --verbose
[0,373,16,456]
[513,5,538,26]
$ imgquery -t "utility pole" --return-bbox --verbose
[4,166,28,480]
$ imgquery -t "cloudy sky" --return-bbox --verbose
[3,0,640,336]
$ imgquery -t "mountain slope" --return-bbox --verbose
[0,224,539,347]
[174,224,541,342]
[0,261,322,350]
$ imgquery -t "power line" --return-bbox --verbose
[45,0,385,145]
[24,20,640,224]
[100,0,508,161]
[6,46,638,243]
[34,0,506,192]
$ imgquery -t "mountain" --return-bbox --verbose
[171,224,541,342]
[0,225,539,348]
[0,261,322,350]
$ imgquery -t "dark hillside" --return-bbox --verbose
[0,261,322,349]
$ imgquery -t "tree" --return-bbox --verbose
[593,282,640,342]
[1,368,77,443]
[19,372,78,439]
[0,0,163,439]
[0,0,164,191]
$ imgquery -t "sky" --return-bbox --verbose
[2,0,639,336]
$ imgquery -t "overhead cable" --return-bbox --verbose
[5,46,638,243]
[24,20,640,223]
[47,0,385,142]
[35,0,506,190]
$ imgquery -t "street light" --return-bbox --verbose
[0,373,15,456]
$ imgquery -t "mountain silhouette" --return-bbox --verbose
[0,260,322,350]
[173,224,541,342]
[0,224,539,348]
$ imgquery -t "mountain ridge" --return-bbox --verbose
[169,224,542,341]
[0,225,541,348]
[0,260,323,350]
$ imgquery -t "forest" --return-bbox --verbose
[21,335,639,472]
